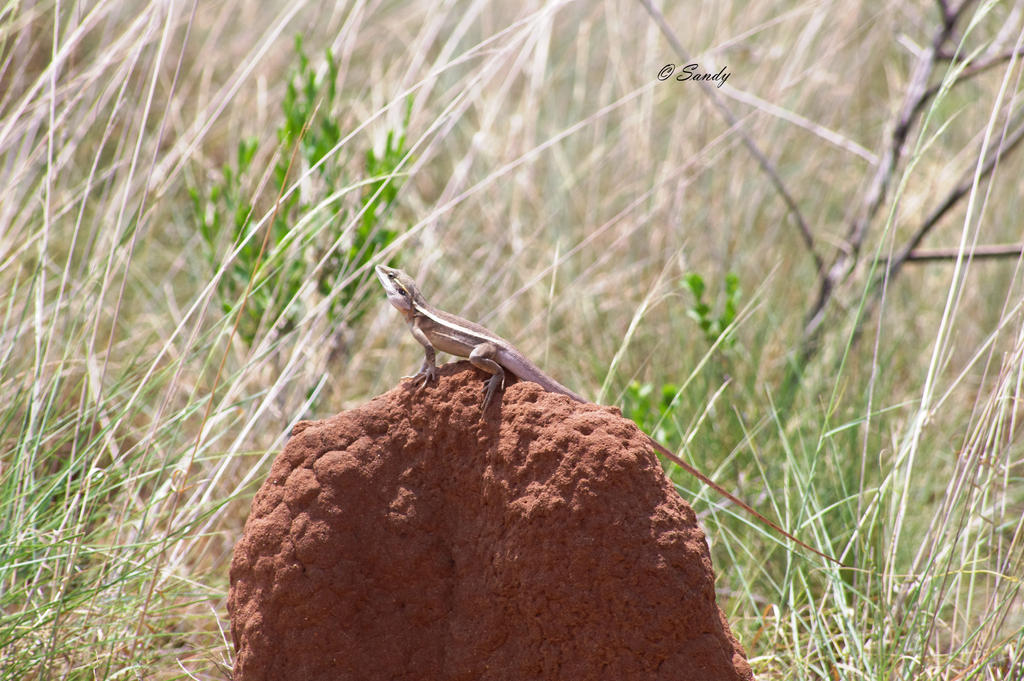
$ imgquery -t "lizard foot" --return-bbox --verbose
[403,362,438,388]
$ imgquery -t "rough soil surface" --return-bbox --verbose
[228,362,754,681]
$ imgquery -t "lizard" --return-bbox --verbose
[375,264,843,567]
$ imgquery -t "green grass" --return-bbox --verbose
[2,1,1023,678]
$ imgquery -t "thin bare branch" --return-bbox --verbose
[881,244,1024,264]
[846,114,1024,364]
[920,47,1024,118]
[884,116,1024,280]
[801,3,968,359]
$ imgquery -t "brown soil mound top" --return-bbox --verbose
[228,363,753,681]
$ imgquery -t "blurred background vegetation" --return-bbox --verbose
[1,0,1022,678]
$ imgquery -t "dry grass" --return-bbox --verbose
[1,0,1023,678]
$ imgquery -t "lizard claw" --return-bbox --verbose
[420,364,439,387]
[403,362,438,388]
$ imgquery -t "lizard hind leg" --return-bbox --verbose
[469,342,505,409]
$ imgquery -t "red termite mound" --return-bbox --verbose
[228,363,754,681]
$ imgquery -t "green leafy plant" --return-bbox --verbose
[189,35,410,346]
[682,271,740,349]
[623,272,742,439]
[622,380,681,444]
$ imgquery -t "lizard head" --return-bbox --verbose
[375,265,425,314]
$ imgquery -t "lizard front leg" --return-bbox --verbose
[404,317,439,387]
[469,342,506,409]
